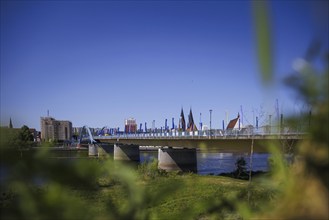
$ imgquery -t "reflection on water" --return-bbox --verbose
[197,152,270,175]
[140,150,270,175]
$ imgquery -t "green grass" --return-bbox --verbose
[146,175,244,219]
[71,173,272,220]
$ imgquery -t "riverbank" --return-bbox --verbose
[72,173,271,219]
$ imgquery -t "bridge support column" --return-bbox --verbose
[114,144,140,162]
[158,147,197,173]
[88,144,98,157]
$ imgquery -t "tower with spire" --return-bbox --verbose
[187,108,197,131]
[179,108,186,131]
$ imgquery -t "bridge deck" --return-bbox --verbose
[94,134,303,153]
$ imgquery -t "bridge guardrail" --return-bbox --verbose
[93,130,306,140]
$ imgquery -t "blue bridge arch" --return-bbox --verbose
[79,125,97,144]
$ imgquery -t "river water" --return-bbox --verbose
[0,147,270,178]
[140,150,270,175]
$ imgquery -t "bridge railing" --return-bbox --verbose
[94,126,306,140]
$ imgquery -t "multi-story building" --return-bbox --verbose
[124,118,137,133]
[40,117,72,142]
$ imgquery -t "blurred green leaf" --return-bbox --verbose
[252,0,273,84]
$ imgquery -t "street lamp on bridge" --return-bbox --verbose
[209,109,212,138]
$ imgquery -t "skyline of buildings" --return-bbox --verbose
[2,105,307,142]
[6,111,278,132]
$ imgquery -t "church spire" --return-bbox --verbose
[188,108,197,131]
[180,108,186,131]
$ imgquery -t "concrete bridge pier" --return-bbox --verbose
[88,144,98,157]
[158,147,197,173]
[114,144,140,162]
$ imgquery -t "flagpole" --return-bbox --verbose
[209,109,212,138]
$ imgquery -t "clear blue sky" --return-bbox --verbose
[1,0,328,131]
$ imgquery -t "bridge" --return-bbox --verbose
[94,132,302,153]
[79,126,304,173]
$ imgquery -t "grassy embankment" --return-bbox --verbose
[71,160,272,220]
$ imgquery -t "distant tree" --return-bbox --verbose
[0,126,34,158]
[19,125,34,142]
[17,125,34,150]
[0,127,20,147]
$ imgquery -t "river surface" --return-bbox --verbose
[0,147,270,179]
[140,150,270,175]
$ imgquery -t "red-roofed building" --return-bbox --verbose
[226,113,241,130]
